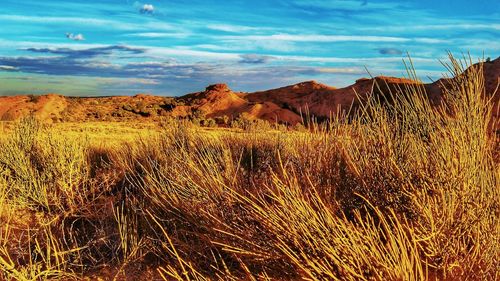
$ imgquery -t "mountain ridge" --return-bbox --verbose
[0,57,498,125]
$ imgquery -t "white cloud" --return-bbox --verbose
[140,4,155,14]
[66,33,85,41]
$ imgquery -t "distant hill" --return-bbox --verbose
[0,57,498,126]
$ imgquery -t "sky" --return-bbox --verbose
[0,0,498,96]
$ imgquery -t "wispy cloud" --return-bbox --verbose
[143,47,240,60]
[0,45,379,95]
[287,0,402,11]
[273,55,440,64]
[0,14,177,32]
[0,15,120,27]
[206,24,260,33]
[0,43,447,91]
[315,67,364,74]
[95,77,160,85]
[223,34,448,43]
[124,32,190,38]
[362,23,500,32]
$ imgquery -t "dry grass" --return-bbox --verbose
[0,56,498,280]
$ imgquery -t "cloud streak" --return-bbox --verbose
[223,34,448,43]
[0,14,177,32]
[24,45,145,58]
[0,65,19,71]
[0,44,375,95]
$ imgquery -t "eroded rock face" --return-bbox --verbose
[205,84,231,92]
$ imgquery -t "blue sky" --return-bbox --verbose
[0,0,498,96]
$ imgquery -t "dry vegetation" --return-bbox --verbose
[0,56,498,280]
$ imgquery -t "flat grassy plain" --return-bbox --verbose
[0,58,498,280]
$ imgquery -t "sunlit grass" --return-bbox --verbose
[0,55,498,280]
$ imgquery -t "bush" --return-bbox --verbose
[0,117,93,213]
[27,94,41,103]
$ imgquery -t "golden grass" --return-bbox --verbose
[0,55,498,280]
